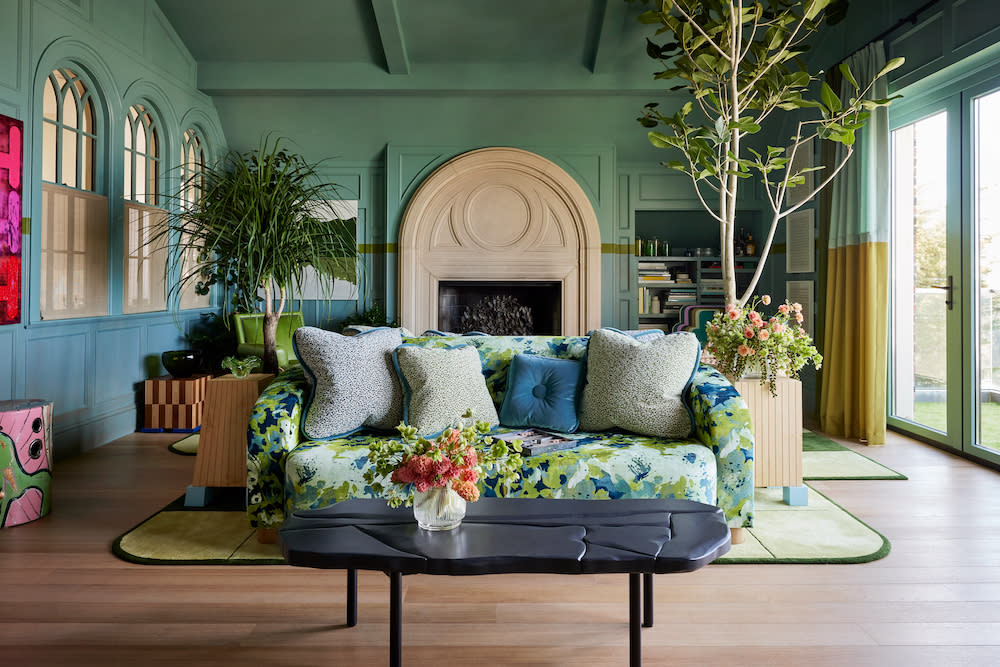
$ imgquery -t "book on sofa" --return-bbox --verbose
[493,429,580,456]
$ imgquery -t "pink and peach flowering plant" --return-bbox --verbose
[705,295,822,396]
[363,410,523,508]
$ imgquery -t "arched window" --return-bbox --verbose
[40,67,107,319]
[178,127,211,309]
[180,127,205,210]
[124,104,159,205]
[122,103,166,314]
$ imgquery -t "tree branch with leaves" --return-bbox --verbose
[634,0,903,306]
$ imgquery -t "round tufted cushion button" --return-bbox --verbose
[531,384,548,399]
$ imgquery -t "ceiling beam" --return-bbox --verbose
[371,0,410,75]
[590,0,628,74]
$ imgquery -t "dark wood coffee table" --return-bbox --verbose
[279,497,731,666]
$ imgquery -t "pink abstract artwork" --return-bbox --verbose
[0,112,23,325]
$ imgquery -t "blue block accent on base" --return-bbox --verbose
[783,485,809,506]
[184,485,211,507]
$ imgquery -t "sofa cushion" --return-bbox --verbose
[282,428,717,514]
[293,326,403,439]
[393,343,499,435]
[579,328,700,438]
[400,335,590,407]
[499,354,584,432]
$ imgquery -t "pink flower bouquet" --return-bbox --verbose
[705,295,822,395]
[363,410,523,508]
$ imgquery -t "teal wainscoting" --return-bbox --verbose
[19,312,209,459]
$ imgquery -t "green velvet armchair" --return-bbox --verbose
[233,312,305,369]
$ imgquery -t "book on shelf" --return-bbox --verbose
[492,429,579,456]
[638,261,670,270]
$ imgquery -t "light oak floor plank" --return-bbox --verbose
[1,429,999,665]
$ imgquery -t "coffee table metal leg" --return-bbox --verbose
[346,569,357,627]
[390,571,402,667]
[643,572,653,628]
[629,573,641,667]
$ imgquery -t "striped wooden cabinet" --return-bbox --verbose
[733,376,805,503]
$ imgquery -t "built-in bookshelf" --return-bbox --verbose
[637,255,760,331]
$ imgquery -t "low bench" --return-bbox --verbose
[279,497,732,666]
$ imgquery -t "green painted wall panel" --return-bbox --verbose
[92,0,144,57]
[146,6,194,83]
[212,93,666,166]
[0,0,23,91]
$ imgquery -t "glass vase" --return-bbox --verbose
[412,485,466,531]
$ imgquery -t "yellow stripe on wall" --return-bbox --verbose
[601,243,635,254]
[358,243,397,254]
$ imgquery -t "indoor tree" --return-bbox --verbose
[159,136,356,374]
[634,0,903,306]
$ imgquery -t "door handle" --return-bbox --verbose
[931,275,953,310]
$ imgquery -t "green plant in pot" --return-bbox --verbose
[155,136,357,374]
[633,0,903,307]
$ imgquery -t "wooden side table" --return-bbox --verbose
[185,373,274,507]
[733,376,806,505]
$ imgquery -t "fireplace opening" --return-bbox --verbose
[438,281,561,335]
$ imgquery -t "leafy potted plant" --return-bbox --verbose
[158,136,357,374]
[634,0,903,306]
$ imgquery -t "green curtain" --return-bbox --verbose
[819,41,891,444]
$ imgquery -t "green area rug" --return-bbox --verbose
[167,433,199,456]
[802,430,907,480]
[113,484,890,566]
[168,430,907,480]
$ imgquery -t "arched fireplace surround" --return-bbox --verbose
[397,147,602,335]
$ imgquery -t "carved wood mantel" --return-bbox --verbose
[397,147,602,336]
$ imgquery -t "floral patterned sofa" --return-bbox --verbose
[246,334,755,542]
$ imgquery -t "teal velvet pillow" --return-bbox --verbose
[578,328,701,438]
[293,326,404,439]
[393,344,499,436]
[499,354,584,432]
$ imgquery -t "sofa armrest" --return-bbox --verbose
[247,366,308,529]
[687,364,755,528]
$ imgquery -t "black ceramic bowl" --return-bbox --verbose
[161,349,202,378]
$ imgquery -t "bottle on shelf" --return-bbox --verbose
[746,234,757,256]
[650,294,661,314]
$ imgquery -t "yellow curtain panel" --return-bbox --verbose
[821,242,889,443]
[819,42,890,444]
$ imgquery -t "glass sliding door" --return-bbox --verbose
[890,110,959,445]
[973,88,1000,456]
[889,69,1000,467]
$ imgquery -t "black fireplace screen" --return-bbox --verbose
[438,281,561,335]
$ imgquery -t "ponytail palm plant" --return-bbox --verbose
[160,136,356,374]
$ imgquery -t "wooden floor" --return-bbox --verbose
[2,430,1000,666]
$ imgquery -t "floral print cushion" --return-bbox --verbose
[283,429,717,517]
[247,336,754,531]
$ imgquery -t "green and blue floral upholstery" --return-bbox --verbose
[247,335,754,530]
